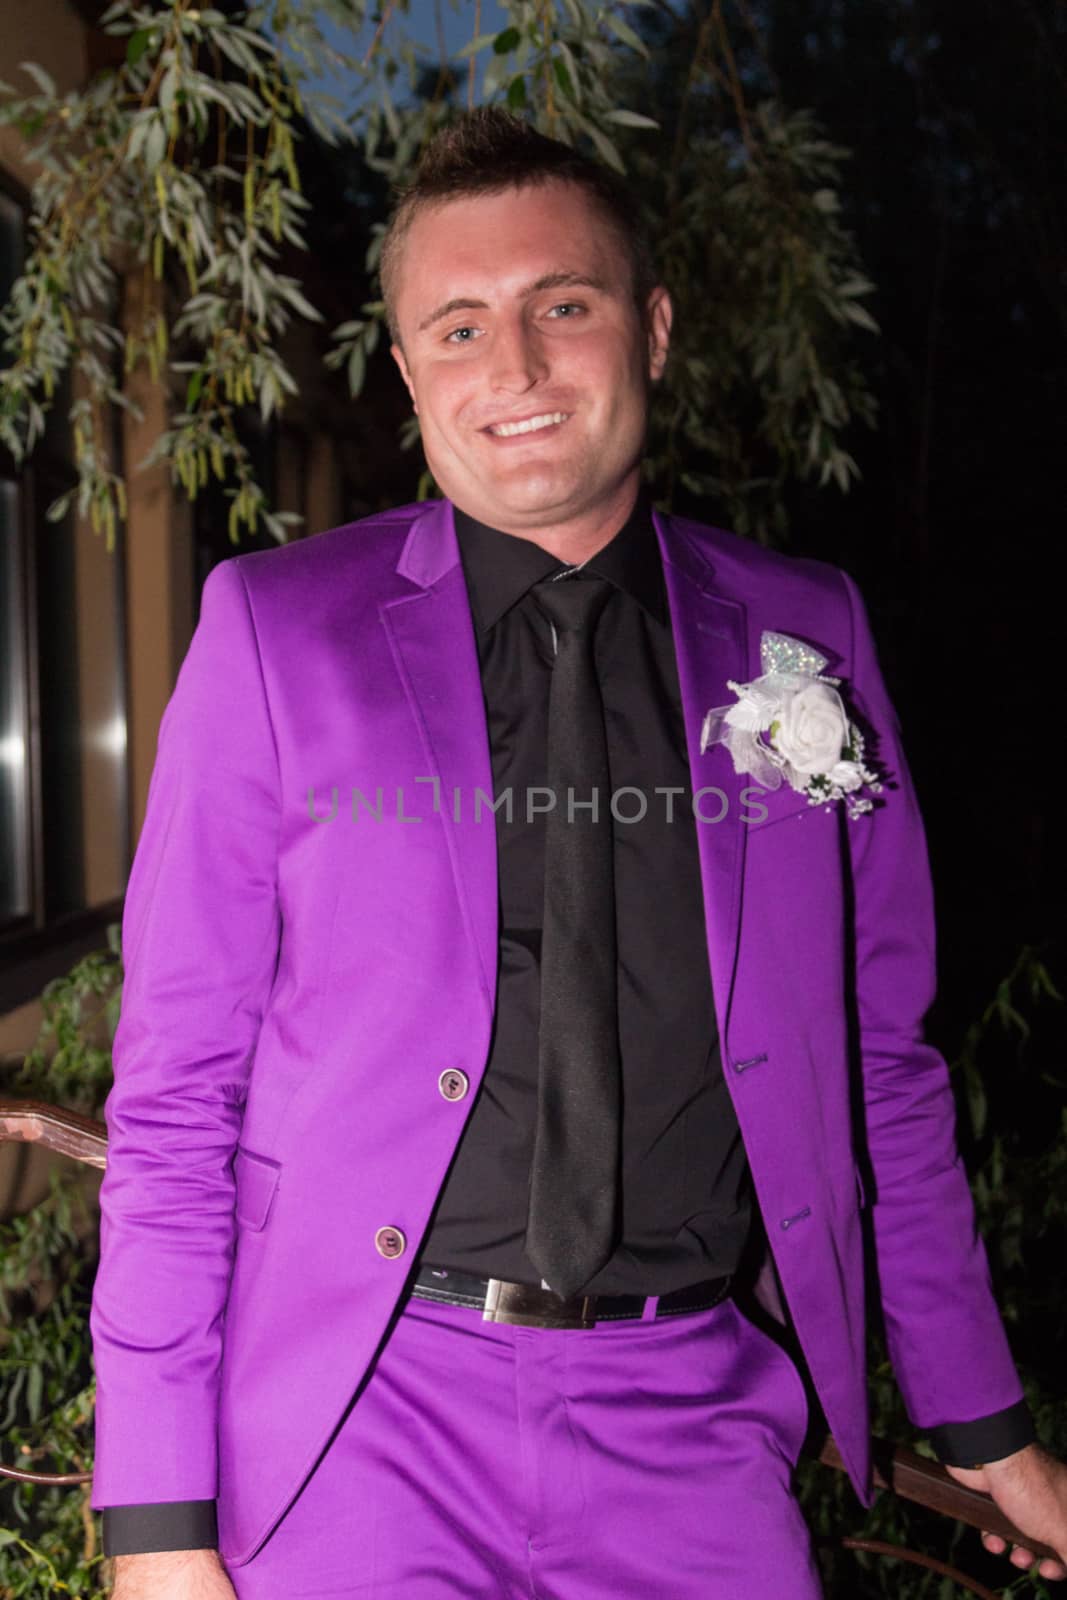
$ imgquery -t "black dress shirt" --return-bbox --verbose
[421,491,751,1293]
[101,493,1034,1556]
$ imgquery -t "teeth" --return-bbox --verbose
[488,412,569,438]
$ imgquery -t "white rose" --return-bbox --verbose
[828,759,863,792]
[772,682,849,778]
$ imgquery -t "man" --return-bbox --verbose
[91,110,1067,1598]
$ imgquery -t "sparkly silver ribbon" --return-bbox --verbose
[758,630,829,678]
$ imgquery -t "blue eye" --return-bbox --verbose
[445,326,479,343]
[548,302,584,318]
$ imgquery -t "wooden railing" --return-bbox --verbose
[0,1097,1055,1596]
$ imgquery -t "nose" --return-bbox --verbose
[489,316,548,393]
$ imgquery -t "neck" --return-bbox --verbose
[454,475,643,566]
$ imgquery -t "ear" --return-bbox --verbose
[645,286,673,383]
[391,343,418,413]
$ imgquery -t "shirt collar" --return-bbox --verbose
[453,488,666,633]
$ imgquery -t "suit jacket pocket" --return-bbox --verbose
[742,782,833,832]
[233,1145,281,1232]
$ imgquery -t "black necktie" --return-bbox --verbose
[525,571,620,1300]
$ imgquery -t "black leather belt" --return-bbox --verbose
[411,1264,732,1330]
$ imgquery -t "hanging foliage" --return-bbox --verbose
[1,0,877,547]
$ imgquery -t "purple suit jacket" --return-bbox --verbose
[89,501,1023,1566]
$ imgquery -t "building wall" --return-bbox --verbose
[0,1,191,1068]
[1,0,92,1069]
[0,0,345,1121]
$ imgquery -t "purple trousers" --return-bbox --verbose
[226,1293,823,1599]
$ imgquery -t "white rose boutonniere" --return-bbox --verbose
[700,630,882,818]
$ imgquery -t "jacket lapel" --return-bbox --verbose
[655,511,750,1044]
[380,501,498,1010]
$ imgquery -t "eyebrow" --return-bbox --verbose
[416,271,610,334]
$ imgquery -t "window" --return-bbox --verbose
[0,173,130,976]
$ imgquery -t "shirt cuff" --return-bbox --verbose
[102,1500,218,1556]
[929,1399,1037,1468]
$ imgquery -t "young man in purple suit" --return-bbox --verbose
[91,110,1067,1599]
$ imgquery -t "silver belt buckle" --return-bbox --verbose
[482,1278,597,1329]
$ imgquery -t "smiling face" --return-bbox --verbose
[389,180,672,557]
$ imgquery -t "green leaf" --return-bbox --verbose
[126,29,151,67]
[18,61,57,97]
[602,109,658,130]
[380,83,399,143]
[159,65,178,115]
[144,117,167,171]
[493,26,520,55]
[45,491,73,523]
[27,1361,43,1422]
[507,74,527,110]
[258,373,277,425]
[455,32,497,60]
[185,370,203,409]
[841,302,879,334]
[574,113,624,174]
[279,281,324,322]
[556,40,583,107]
[602,12,649,57]
[347,342,365,396]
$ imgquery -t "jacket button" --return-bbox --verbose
[438,1069,470,1101]
[374,1226,407,1259]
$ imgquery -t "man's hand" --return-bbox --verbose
[944,1442,1067,1581]
[110,1548,237,1599]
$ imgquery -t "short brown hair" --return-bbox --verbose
[380,108,656,345]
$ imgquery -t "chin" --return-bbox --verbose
[488,469,587,517]
[437,455,592,524]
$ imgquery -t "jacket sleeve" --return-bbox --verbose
[90,557,281,1510]
[101,1501,218,1556]
[839,568,1029,1435]
[929,1402,1035,1467]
